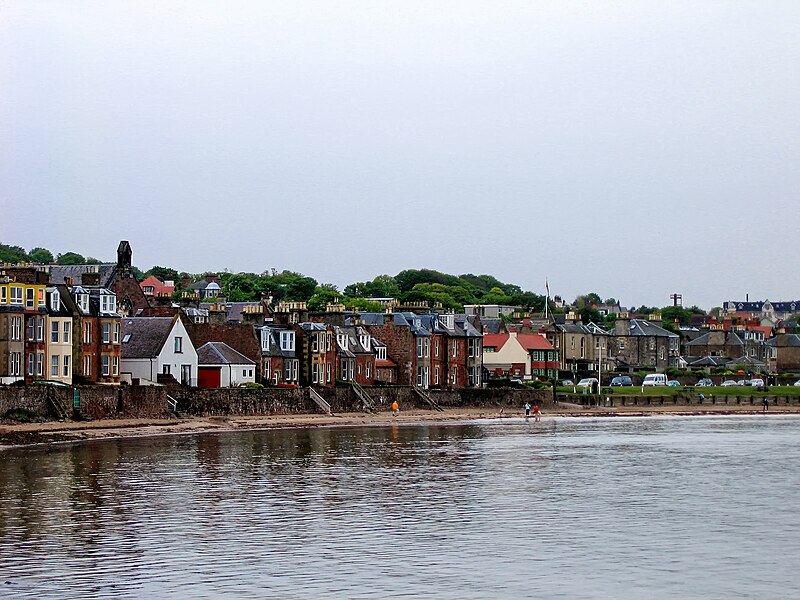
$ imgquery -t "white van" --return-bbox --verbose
[642,373,668,387]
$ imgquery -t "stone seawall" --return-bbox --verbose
[0,385,552,421]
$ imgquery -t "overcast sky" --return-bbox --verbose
[2,1,798,310]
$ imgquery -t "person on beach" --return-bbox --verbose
[524,402,531,417]
[533,404,541,422]
[391,400,400,416]
[763,397,769,412]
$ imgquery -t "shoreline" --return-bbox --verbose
[2,405,800,449]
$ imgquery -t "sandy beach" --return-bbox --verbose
[2,404,799,448]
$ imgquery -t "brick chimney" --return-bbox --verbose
[82,270,101,286]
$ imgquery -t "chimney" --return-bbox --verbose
[82,270,101,286]
[615,312,631,336]
[64,276,73,286]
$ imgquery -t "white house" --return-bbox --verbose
[121,316,198,386]
[196,341,256,388]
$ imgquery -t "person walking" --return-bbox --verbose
[391,400,400,416]
[763,397,769,412]
[524,402,531,418]
[533,404,541,422]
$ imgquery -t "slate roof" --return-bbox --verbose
[628,319,679,338]
[225,302,261,323]
[121,317,176,358]
[765,334,800,347]
[47,264,116,287]
[687,331,744,346]
[726,300,800,313]
[480,318,503,334]
[197,341,255,366]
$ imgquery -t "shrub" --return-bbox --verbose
[2,408,39,422]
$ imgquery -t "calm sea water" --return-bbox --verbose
[1,415,799,599]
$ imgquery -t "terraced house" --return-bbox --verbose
[0,267,48,384]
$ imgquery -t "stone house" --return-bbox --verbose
[765,333,800,372]
[609,315,680,371]
[257,325,299,386]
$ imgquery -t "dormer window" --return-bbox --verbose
[376,346,387,361]
[100,293,116,314]
[50,291,60,311]
[280,331,295,352]
[360,335,371,351]
[338,334,348,350]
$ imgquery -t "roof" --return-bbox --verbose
[516,333,555,351]
[765,334,800,347]
[687,331,744,346]
[121,317,176,358]
[47,264,116,287]
[628,319,679,338]
[197,341,255,366]
[140,275,175,296]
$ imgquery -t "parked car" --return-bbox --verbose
[642,373,668,387]
[561,379,575,386]
[748,378,765,387]
[696,378,714,387]
[794,380,800,387]
[666,380,681,387]
[736,380,746,385]
[720,380,738,387]
[577,378,599,389]
[610,376,633,386]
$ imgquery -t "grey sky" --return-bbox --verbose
[2,1,798,310]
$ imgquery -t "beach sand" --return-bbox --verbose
[2,404,799,448]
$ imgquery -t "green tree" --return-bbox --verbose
[0,243,29,263]
[28,247,54,263]
[307,284,340,312]
[146,266,181,281]
[56,252,86,265]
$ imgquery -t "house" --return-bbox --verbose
[296,322,336,388]
[188,274,222,300]
[140,275,175,300]
[334,325,376,386]
[463,304,521,319]
[482,332,556,380]
[372,338,398,384]
[68,285,123,384]
[765,332,800,372]
[196,342,256,388]
[185,321,261,379]
[45,286,74,385]
[45,241,149,315]
[1,267,48,383]
[609,314,680,371]
[0,268,46,383]
[358,312,432,388]
[121,316,198,385]
[257,325,299,386]
[541,314,609,376]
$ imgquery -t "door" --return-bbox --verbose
[197,367,220,388]
[181,364,192,386]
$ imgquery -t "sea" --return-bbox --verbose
[1,414,799,599]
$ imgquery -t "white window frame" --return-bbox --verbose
[10,286,23,305]
[63,355,70,378]
[112,356,119,376]
[51,355,60,377]
[280,331,295,352]
[37,317,44,341]
[174,336,183,353]
[64,321,71,344]
[51,321,59,343]
[103,323,111,344]
[36,352,43,377]
[26,287,35,309]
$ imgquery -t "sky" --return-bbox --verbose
[1,1,798,311]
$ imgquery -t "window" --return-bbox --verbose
[435,339,440,357]
[366,361,371,378]
[122,333,131,343]
[162,363,170,375]
[580,338,585,359]
[416,366,424,386]
[51,355,60,377]
[50,291,60,311]
[78,294,89,313]
[26,287,35,309]
[261,330,271,351]
[84,322,92,344]
[63,355,70,378]
[100,294,116,313]
[0,286,6,303]
[64,321,71,344]
[619,339,625,350]
[27,353,35,376]
[312,363,319,383]
[36,352,43,376]
[112,356,118,376]
[242,369,247,378]
[452,370,457,385]
[570,336,575,350]
[27,318,35,341]
[376,346,387,361]
[10,286,23,305]
[280,331,295,352]
[452,342,457,358]
[103,323,111,343]
[10,316,21,340]
[417,338,424,358]
[326,362,331,383]
[434,367,440,385]
[10,352,21,376]
[84,355,91,377]
[181,365,191,385]
[51,321,60,343]
[113,323,119,344]
[311,335,319,353]
[649,338,655,351]
[37,317,44,341]
[174,336,183,353]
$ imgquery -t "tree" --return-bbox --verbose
[28,247,54,263]
[56,252,86,265]
[146,266,181,281]
[0,243,29,263]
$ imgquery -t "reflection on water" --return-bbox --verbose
[1,416,800,599]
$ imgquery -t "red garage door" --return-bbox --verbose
[198,367,221,388]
